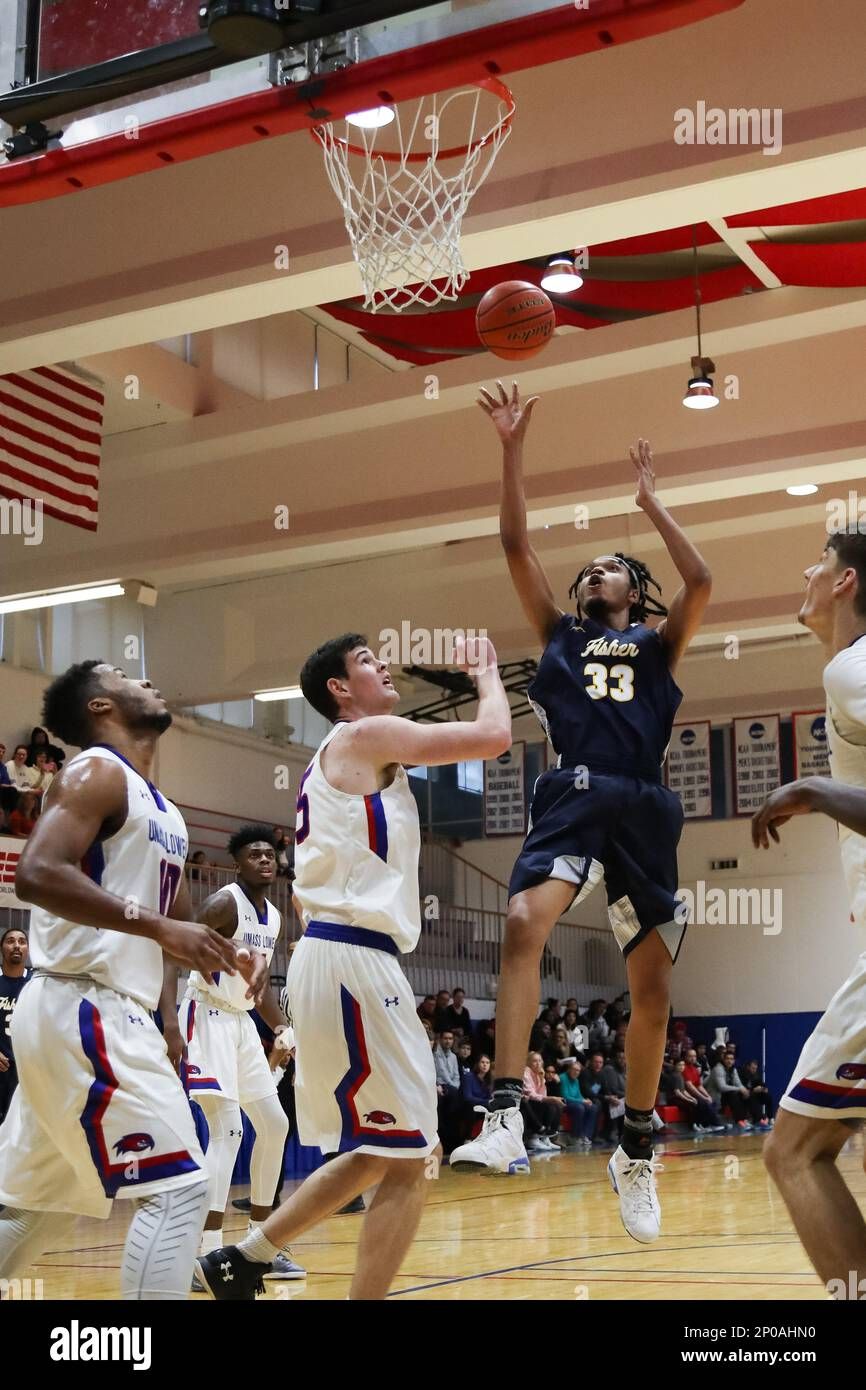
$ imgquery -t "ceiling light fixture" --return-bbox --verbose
[786,484,819,496]
[345,106,396,130]
[253,685,304,702]
[683,226,719,410]
[0,580,125,616]
[541,253,584,294]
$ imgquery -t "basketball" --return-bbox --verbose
[476,281,556,360]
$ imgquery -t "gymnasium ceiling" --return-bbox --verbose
[2,0,866,722]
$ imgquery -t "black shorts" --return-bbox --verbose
[508,767,686,960]
[0,1064,18,1124]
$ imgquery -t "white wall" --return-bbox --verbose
[459,813,863,1016]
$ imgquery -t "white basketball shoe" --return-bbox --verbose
[607,1145,663,1243]
[449,1106,530,1175]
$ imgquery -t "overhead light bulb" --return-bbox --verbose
[345,106,395,130]
[786,484,818,496]
[682,374,719,410]
[541,255,584,294]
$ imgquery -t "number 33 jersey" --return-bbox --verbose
[25,744,188,1011]
[528,614,682,779]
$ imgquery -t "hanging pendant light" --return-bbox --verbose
[683,227,719,410]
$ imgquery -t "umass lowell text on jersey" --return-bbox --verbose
[511,613,686,959]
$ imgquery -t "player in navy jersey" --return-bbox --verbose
[451,383,712,1244]
[0,927,30,1124]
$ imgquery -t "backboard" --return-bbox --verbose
[0,1,746,206]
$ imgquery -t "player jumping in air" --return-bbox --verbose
[196,633,511,1299]
[752,529,866,1293]
[450,383,712,1244]
[0,662,263,1299]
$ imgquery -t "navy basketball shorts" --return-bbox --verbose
[508,767,687,960]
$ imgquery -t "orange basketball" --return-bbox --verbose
[475,280,556,360]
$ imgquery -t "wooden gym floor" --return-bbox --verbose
[15,1132,864,1300]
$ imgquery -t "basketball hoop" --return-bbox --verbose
[312,78,515,312]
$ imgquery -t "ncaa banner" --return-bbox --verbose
[0,835,28,909]
[793,710,830,779]
[733,714,781,815]
[666,720,712,819]
[484,742,525,836]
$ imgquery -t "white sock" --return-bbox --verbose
[237,1227,281,1265]
[200,1228,224,1255]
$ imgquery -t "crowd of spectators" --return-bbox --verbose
[0,727,64,837]
[419,990,776,1156]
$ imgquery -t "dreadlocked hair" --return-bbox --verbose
[568,552,667,624]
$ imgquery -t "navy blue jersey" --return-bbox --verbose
[0,969,30,1060]
[528,614,682,781]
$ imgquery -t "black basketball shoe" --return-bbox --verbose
[195,1245,268,1301]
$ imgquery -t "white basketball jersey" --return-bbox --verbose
[26,744,188,1011]
[294,722,422,954]
[188,881,280,1011]
[824,638,866,928]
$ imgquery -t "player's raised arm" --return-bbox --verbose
[480,381,563,647]
[16,755,238,978]
[349,635,511,768]
[630,439,712,671]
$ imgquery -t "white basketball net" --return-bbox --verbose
[314,84,514,312]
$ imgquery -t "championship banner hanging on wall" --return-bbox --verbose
[792,710,830,779]
[666,721,712,819]
[484,742,525,836]
[733,714,781,815]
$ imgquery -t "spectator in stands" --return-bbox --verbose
[455,1037,473,1071]
[694,1042,711,1080]
[0,746,10,788]
[272,826,293,878]
[539,1001,560,1028]
[419,1017,435,1047]
[461,1053,493,1111]
[664,1061,725,1133]
[707,1049,752,1128]
[433,989,452,1032]
[580,1051,606,1141]
[549,1022,578,1071]
[26,727,50,762]
[522,1051,562,1153]
[562,1008,584,1050]
[668,1019,693,1061]
[564,996,579,1018]
[417,994,437,1025]
[612,1021,629,1055]
[587,999,611,1052]
[477,1017,496,1062]
[544,1063,561,1097]
[0,745,13,828]
[434,1029,462,1153]
[188,849,208,881]
[600,1047,627,1144]
[529,1018,552,1054]
[27,750,54,799]
[559,1059,596,1149]
[739,1059,774,1128]
[5,746,34,792]
[605,996,627,1032]
[439,986,472,1037]
[9,791,38,839]
[681,1048,724,1124]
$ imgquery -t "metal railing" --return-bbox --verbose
[1,850,625,1006]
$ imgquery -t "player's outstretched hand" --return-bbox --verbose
[452,633,498,680]
[155,918,238,985]
[751,778,818,849]
[237,947,270,1005]
[629,438,656,509]
[477,380,539,448]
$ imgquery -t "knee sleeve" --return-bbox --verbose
[121,1178,210,1300]
[199,1098,244,1217]
[0,1207,77,1281]
[244,1094,289,1209]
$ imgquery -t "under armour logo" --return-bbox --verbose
[219,1260,234,1283]
[209,1009,220,1017]
[229,1128,243,1138]
[127,1015,145,1026]
[384,996,399,1007]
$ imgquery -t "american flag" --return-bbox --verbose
[0,364,104,531]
